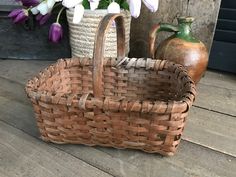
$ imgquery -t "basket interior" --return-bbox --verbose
[33,59,187,103]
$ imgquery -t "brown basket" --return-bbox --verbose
[26,14,196,156]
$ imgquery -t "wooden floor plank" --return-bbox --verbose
[0,76,31,106]
[0,121,112,177]
[195,83,236,116]
[55,145,144,177]
[0,60,235,116]
[0,59,236,177]
[0,89,236,177]
[183,107,236,156]
[1,86,235,159]
[0,95,40,136]
[196,70,236,116]
[0,169,12,177]
[1,95,235,177]
[0,95,143,177]
[0,60,53,85]
[95,141,235,177]
[0,64,235,156]
[200,70,236,90]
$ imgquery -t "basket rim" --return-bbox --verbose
[25,57,196,114]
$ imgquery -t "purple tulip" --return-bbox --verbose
[36,13,51,25]
[8,9,29,23]
[8,9,22,18]
[16,0,40,7]
[49,23,63,43]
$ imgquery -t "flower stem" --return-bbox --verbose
[56,7,65,23]
[53,2,62,10]
[26,7,32,11]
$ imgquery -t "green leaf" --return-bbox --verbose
[82,0,90,9]
[115,0,122,4]
[121,1,129,10]
[98,0,110,9]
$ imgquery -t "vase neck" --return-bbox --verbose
[176,17,199,43]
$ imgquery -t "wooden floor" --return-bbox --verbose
[0,59,235,177]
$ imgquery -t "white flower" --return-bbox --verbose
[128,0,159,18]
[31,6,39,15]
[47,0,56,9]
[107,1,121,13]
[89,0,100,11]
[73,4,84,24]
[37,1,50,15]
[62,0,83,8]
[143,0,159,12]
[129,0,141,18]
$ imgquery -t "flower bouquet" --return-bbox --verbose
[9,0,159,57]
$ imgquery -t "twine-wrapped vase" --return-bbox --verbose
[66,9,131,58]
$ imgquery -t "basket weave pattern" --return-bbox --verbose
[66,10,131,58]
[26,14,196,156]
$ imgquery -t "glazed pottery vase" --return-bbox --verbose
[149,17,209,83]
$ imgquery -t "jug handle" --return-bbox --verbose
[149,23,179,58]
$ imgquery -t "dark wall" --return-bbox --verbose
[0,0,222,61]
[0,1,71,60]
[208,0,236,73]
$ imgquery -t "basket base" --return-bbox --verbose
[41,136,177,156]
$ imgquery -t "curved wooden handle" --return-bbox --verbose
[149,24,161,58]
[149,23,179,58]
[93,14,126,98]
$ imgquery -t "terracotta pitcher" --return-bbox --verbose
[149,17,209,83]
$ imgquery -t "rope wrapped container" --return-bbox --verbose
[66,9,131,58]
[26,14,196,156]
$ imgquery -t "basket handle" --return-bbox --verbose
[93,14,126,98]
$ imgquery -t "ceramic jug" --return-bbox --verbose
[149,17,209,83]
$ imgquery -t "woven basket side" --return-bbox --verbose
[25,13,196,156]
[26,58,195,114]
[66,10,131,58]
[25,57,196,156]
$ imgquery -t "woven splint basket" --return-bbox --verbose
[26,14,196,156]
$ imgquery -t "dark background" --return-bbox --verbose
[0,0,71,60]
[0,0,235,73]
[208,0,236,73]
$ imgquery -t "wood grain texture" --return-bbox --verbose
[1,60,234,116]
[1,84,235,159]
[183,107,236,156]
[0,60,53,85]
[129,0,221,57]
[200,70,236,90]
[0,94,235,177]
[196,83,236,116]
[0,121,112,177]
[96,141,235,177]
[0,60,236,177]
[93,14,126,97]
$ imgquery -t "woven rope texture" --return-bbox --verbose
[66,10,131,58]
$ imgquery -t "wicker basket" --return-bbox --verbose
[66,9,131,58]
[26,14,196,156]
